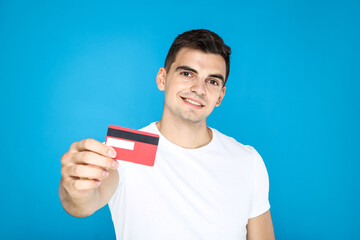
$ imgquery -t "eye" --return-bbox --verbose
[180,71,192,78]
[208,79,220,86]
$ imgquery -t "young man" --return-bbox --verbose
[59,29,275,239]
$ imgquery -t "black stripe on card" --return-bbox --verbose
[107,128,159,145]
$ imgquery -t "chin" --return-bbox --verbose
[179,113,208,124]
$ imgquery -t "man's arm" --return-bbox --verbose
[247,210,275,240]
[59,139,119,217]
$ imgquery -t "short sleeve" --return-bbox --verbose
[248,147,271,218]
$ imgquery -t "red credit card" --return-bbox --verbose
[105,125,159,166]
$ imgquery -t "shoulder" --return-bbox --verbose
[211,127,259,157]
[138,122,157,133]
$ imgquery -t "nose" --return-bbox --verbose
[190,78,206,96]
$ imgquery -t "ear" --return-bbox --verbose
[215,86,226,107]
[156,67,167,91]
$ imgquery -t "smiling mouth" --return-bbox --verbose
[181,97,205,108]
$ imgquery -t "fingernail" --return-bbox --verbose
[108,149,116,158]
[112,160,119,168]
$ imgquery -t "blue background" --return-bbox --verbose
[1,0,359,239]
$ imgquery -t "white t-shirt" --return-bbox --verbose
[108,122,270,240]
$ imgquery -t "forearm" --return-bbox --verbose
[59,178,100,218]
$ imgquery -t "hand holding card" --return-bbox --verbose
[105,125,159,166]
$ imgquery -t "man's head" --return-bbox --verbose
[156,29,231,125]
[164,29,231,85]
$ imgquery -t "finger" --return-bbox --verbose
[68,165,109,180]
[72,179,101,191]
[74,151,119,169]
[70,138,116,158]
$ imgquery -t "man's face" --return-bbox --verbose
[156,47,226,124]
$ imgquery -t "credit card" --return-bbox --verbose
[105,125,159,166]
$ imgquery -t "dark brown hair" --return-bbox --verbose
[164,29,231,85]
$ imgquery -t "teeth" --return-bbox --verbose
[184,98,202,106]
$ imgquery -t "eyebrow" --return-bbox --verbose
[175,65,225,85]
[175,65,198,74]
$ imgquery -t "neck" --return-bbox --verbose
[156,115,212,149]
